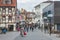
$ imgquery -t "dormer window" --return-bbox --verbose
[3,0,12,4]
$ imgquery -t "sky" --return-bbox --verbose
[17,0,60,12]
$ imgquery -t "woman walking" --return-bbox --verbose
[20,27,24,37]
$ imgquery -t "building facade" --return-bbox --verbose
[0,0,17,31]
[54,1,60,31]
[34,2,51,28]
[40,1,60,32]
[26,12,36,24]
[34,1,60,32]
[43,1,54,32]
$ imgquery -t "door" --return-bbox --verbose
[8,25,14,31]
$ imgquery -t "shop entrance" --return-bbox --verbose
[8,25,14,31]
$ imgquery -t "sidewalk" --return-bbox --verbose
[41,30,60,40]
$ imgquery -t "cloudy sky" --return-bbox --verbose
[17,0,60,11]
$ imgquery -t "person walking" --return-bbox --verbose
[31,23,34,32]
[30,24,32,31]
[26,24,29,32]
[20,27,24,37]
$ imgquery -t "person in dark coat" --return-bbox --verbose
[31,23,34,32]
[2,27,7,34]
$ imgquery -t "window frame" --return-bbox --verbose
[48,10,51,14]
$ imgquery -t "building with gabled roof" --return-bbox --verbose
[0,0,17,31]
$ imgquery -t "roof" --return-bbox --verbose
[34,1,53,8]
[43,1,60,3]
[34,1,60,8]
[42,1,54,3]
[34,4,40,8]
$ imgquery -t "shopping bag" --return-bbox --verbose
[24,32,27,35]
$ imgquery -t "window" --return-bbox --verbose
[0,8,2,15]
[0,17,2,22]
[0,11,1,15]
[44,19,47,22]
[12,8,15,12]
[6,8,8,14]
[2,7,6,14]
[12,16,15,20]
[2,15,6,21]
[12,8,15,15]
[3,0,6,4]
[3,10,6,14]
[43,12,47,17]
[3,0,12,4]
[48,11,51,14]
[0,8,1,11]
[9,10,12,13]
[0,19,2,22]
[8,15,12,21]
[3,10,5,13]
[9,7,12,14]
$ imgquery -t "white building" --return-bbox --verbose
[43,1,60,32]
[43,1,54,32]
[34,1,52,27]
